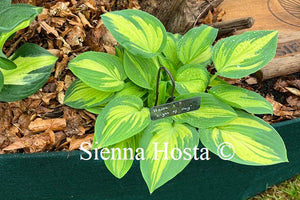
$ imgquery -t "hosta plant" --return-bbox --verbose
[0,1,57,102]
[64,9,288,193]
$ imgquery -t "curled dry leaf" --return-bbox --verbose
[285,87,300,97]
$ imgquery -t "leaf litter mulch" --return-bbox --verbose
[0,0,299,154]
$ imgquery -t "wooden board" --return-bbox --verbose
[220,0,300,79]
[221,0,300,36]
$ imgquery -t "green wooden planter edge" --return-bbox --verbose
[0,117,299,200]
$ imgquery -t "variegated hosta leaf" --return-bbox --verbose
[0,43,57,102]
[0,0,11,9]
[158,55,178,78]
[114,82,147,99]
[86,106,104,115]
[199,110,288,165]
[0,4,42,48]
[102,9,167,58]
[162,32,181,65]
[93,95,151,148]
[123,51,158,90]
[208,75,229,87]
[208,84,273,114]
[0,56,17,70]
[148,81,168,108]
[64,79,114,109]
[104,136,136,179]
[140,118,199,193]
[173,93,237,128]
[175,64,210,95]
[177,25,218,65]
[68,52,126,92]
[114,45,124,61]
[0,70,3,92]
[212,31,278,79]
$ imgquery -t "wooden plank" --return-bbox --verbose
[220,0,300,79]
[221,0,300,36]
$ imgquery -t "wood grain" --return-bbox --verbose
[221,0,300,36]
[221,0,300,79]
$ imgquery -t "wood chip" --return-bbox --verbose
[28,118,66,133]
[78,12,93,28]
[48,49,61,57]
[245,77,258,85]
[55,54,69,79]
[42,93,57,105]
[40,21,59,38]
[69,134,94,151]
[3,129,56,153]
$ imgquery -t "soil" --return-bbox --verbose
[0,0,299,154]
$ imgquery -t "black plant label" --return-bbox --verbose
[150,96,201,121]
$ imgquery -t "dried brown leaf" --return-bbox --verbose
[102,31,117,46]
[285,87,300,96]
[287,79,300,89]
[203,10,213,24]
[265,94,294,116]
[274,78,289,92]
[104,44,115,55]
[64,75,74,90]
[286,95,300,110]
[66,26,86,47]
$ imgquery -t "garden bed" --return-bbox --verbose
[0,117,299,200]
